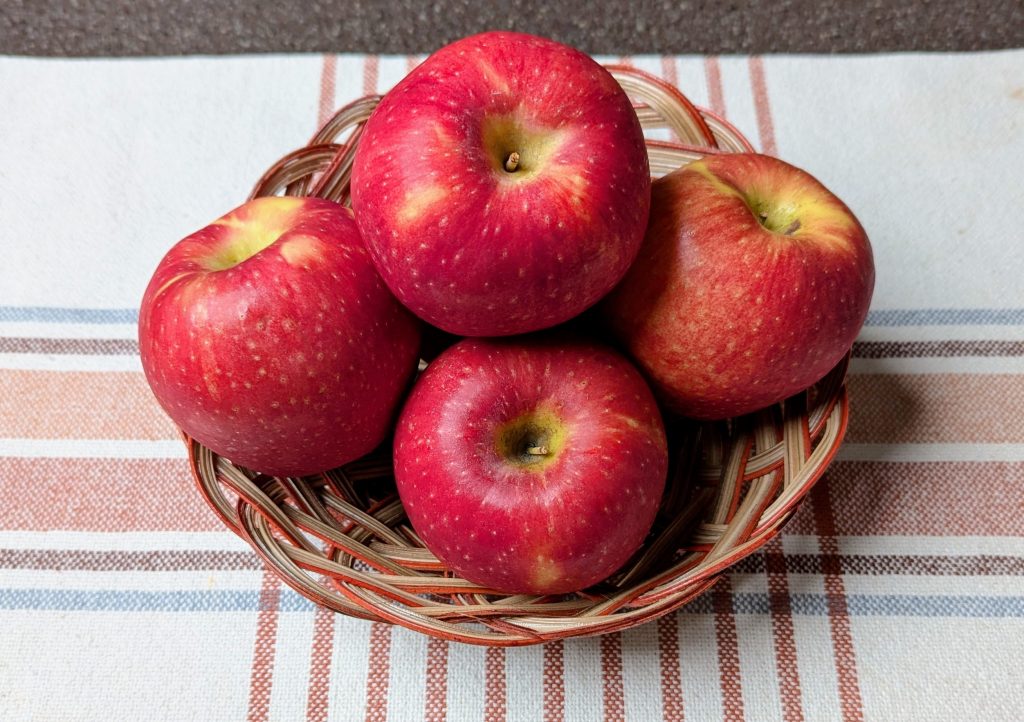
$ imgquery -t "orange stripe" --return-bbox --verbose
[712,576,744,721]
[601,632,626,721]
[765,536,805,722]
[484,647,507,722]
[788,461,1024,537]
[364,623,392,722]
[848,373,1024,443]
[19,372,1021,444]
[0,369,174,439]
[658,613,685,720]
[0,457,217,531]
[748,56,778,155]
[543,641,566,722]
[317,54,337,129]
[306,605,335,722]
[704,56,726,117]
[363,55,379,96]
[660,55,679,87]
[812,482,865,721]
[247,570,282,722]
[660,56,681,143]
[424,637,448,722]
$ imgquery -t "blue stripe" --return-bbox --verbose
[2,306,1023,327]
[0,307,138,323]
[1,588,1021,617]
[0,588,316,612]
[865,308,1024,326]
[723,593,1024,618]
[843,594,1024,618]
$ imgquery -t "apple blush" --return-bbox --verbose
[393,337,668,595]
[138,196,421,476]
[351,31,651,337]
[601,153,875,419]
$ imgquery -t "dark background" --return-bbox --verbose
[3,0,1022,56]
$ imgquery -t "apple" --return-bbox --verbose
[351,31,651,337]
[393,336,668,595]
[138,196,421,476]
[601,153,874,419]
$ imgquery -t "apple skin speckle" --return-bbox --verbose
[138,196,422,477]
[393,335,667,595]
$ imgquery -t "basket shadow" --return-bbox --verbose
[845,372,925,453]
[826,371,926,530]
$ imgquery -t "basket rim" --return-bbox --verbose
[184,65,852,646]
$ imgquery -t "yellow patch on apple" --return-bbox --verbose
[279,235,325,267]
[398,185,450,226]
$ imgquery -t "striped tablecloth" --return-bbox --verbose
[2,49,1023,721]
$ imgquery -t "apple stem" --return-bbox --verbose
[782,219,802,235]
[525,445,549,456]
[504,152,521,173]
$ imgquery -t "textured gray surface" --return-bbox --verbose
[3,0,1023,56]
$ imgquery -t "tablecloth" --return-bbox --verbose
[1,49,1022,721]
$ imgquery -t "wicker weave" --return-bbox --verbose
[188,66,851,646]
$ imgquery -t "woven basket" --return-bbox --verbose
[189,66,851,646]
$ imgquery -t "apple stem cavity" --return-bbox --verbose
[755,207,801,236]
[504,151,521,173]
[525,445,550,456]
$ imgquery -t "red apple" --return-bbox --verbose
[602,153,875,419]
[351,31,651,337]
[138,196,421,476]
[393,337,668,595]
